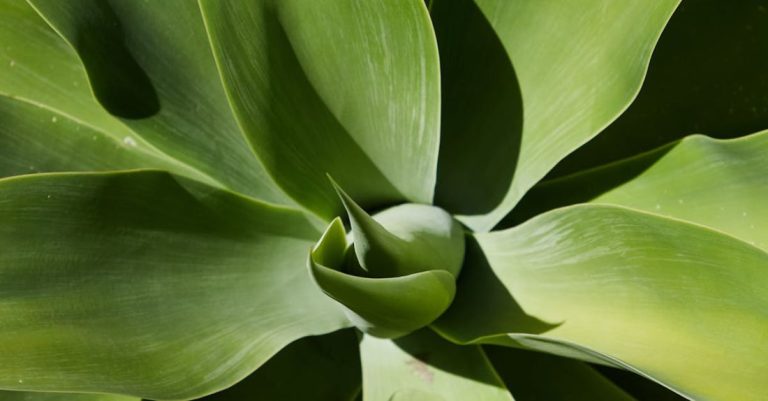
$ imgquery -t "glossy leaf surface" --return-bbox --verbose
[441,205,768,401]
[199,0,441,219]
[0,1,764,400]
[510,130,768,252]
[0,171,347,399]
[591,132,768,251]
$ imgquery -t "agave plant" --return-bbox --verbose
[1,0,766,400]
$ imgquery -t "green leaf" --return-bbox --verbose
[0,0,133,148]
[590,131,768,251]
[552,1,768,176]
[308,219,455,339]
[360,330,513,401]
[485,346,635,401]
[0,171,348,399]
[0,0,204,183]
[0,94,202,182]
[0,392,137,401]
[194,329,361,401]
[332,180,464,278]
[454,0,680,231]
[443,204,768,401]
[23,0,289,204]
[198,0,441,219]
[510,130,768,252]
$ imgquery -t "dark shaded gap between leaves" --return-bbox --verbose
[69,0,160,118]
[485,345,638,401]
[432,237,557,341]
[431,0,523,215]
[190,329,361,401]
[498,0,768,230]
[496,141,675,229]
[390,236,557,389]
[596,365,690,401]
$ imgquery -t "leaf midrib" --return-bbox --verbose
[0,90,223,188]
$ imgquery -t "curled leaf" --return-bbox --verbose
[308,218,456,339]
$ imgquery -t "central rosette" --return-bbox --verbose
[308,181,465,338]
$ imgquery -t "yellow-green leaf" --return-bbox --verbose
[441,205,768,401]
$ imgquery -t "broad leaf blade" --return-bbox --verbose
[0,171,348,399]
[199,0,441,219]
[25,0,290,204]
[361,330,514,401]
[510,130,768,251]
[0,0,132,146]
[0,0,206,183]
[448,205,768,401]
[591,131,768,251]
[0,94,202,181]
[195,329,361,401]
[455,0,680,231]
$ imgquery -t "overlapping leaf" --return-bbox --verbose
[1,1,766,401]
[0,0,204,183]
[510,129,768,252]
[450,0,679,231]
[308,218,456,339]
[553,1,768,175]
[24,0,289,203]
[199,0,441,219]
[591,132,768,250]
[0,171,348,399]
[438,204,768,401]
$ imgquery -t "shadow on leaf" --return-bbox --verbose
[432,237,557,343]
[431,0,523,215]
[69,0,159,118]
[551,0,768,176]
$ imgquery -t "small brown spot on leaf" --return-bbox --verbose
[405,352,433,383]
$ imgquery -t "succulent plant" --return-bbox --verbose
[1,0,766,400]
